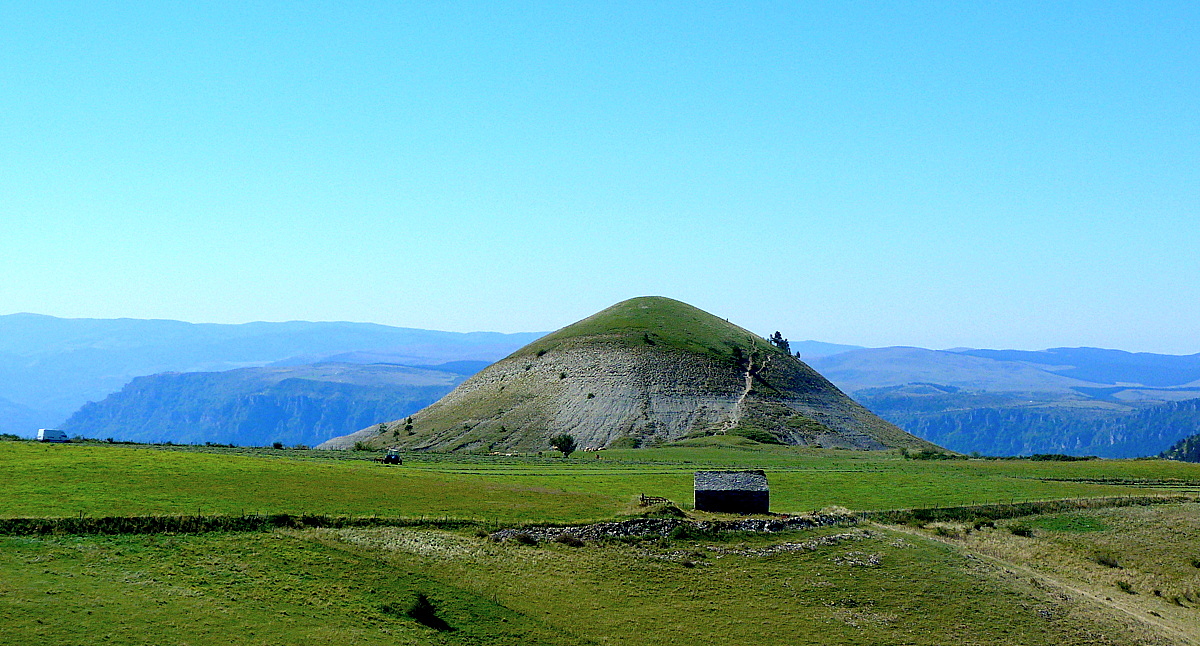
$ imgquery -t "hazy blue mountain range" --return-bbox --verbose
[957,347,1200,389]
[856,384,1200,458]
[60,363,471,447]
[789,340,865,358]
[0,396,42,437]
[0,313,542,434]
[810,347,1200,458]
[808,347,1096,393]
[6,312,1200,456]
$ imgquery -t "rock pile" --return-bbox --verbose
[489,511,858,543]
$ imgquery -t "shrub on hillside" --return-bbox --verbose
[730,427,783,445]
[405,592,453,631]
[1094,550,1122,569]
[609,436,641,449]
[927,522,969,538]
[553,533,585,547]
[1008,522,1034,537]
[512,532,538,546]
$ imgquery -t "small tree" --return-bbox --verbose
[549,433,577,458]
[769,331,791,354]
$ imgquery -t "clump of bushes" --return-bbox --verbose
[730,427,783,445]
[903,449,965,460]
[553,533,585,547]
[1117,581,1135,594]
[1008,522,1034,537]
[405,592,453,631]
[668,524,715,541]
[609,436,641,449]
[638,503,687,519]
[1094,550,1122,569]
[511,532,538,546]
[1028,453,1098,461]
[926,522,969,539]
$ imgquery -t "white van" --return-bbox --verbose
[37,429,68,442]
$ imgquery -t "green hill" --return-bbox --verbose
[513,296,779,363]
[322,297,938,453]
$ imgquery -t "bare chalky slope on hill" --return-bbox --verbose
[321,297,937,452]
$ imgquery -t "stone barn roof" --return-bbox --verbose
[694,470,769,492]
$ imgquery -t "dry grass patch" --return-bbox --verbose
[952,503,1200,643]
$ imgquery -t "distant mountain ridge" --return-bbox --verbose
[6,311,1200,456]
[0,313,543,434]
[857,384,1200,458]
[810,346,1200,458]
[60,363,472,447]
[955,347,1200,388]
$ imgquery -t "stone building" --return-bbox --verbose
[693,470,769,514]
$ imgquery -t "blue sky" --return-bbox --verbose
[2,2,1197,353]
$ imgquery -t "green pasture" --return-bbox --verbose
[3,440,1199,523]
[4,439,1200,645]
[0,531,580,646]
[0,520,1169,646]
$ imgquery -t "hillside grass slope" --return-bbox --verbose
[326,297,936,453]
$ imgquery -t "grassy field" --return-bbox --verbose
[0,530,582,646]
[4,438,1200,645]
[895,502,1200,644]
[2,518,1186,645]
[4,440,1199,523]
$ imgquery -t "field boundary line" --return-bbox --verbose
[0,512,486,536]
